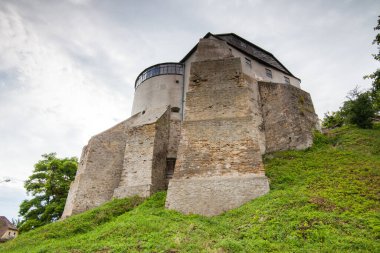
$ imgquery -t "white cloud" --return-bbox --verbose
[0,183,26,220]
[67,0,93,5]
[0,2,132,195]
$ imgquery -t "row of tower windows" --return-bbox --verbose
[135,63,184,88]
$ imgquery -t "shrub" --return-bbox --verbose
[323,88,375,129]
[341,89,375,129]
[322,111,344,128]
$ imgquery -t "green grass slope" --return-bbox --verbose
[1,125,379,253]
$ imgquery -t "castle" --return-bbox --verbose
[62,33,318,218]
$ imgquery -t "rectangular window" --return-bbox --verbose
[284,76,290,84]
[160,65,167,74]
[265,68,272,78]
[245,57,252,68]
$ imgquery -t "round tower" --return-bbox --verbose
[132,62,184,115]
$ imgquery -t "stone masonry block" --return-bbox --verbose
[166,175,269,216]
[259,82,318,153]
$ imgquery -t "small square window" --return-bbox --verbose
[245,57,251,68]
[265,68,272,78]
[284,76,290,84]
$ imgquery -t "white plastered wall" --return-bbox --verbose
[228,46,301,88]
[131,74,183,116]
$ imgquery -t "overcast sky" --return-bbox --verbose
[0,0,379,220]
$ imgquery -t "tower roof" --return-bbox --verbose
[180,32,300,81]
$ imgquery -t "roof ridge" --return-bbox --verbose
[214,33,275,56]
[180,32,300,81]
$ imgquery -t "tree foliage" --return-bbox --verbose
[322,88,375,129]
[322,111,344,128]
[364,15,380,112]
[18,153,77,232]
[323,16,379,128]
[340,88,375,129]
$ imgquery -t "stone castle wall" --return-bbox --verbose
[259,82,318,153]
[63,36,318,218]
[62,119,129,217]
[63,107,173,217]
[165,56,270,216]
[113,107,170,197]
[167,115,181,159]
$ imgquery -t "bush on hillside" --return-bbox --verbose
[341,89,375,129]
[322,88,375,129]
[322,111,344,128]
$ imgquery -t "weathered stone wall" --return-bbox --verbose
[63,36,319,219]
[112,124,155,197]
[166,55,269,216]
[62,119,129,217]
[173,117,264,179]
[259,81,318,153]
[194,37,233,62]
[167,175,269,216]
[167,113,181,159]
[113,107,170,198]
[63,107,171,218]
[151,109,171,192]
[175,57,265,177]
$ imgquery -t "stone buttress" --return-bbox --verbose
[113,107,170,198]
[165,40,270,216]
[258,82,318,153]
[62,107,171,218]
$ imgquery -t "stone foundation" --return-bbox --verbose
[166,175,269,216]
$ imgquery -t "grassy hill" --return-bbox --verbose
[1,125,379,253]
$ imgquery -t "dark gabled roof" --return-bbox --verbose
[180,32,300,81]
[0,216,17,237]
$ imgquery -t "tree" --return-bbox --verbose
[11,218,21,228]
[340,88,375,129]
[323,17,379,128]
[364,15,380,113]
[322,87,375,129]
[18,153,77,232]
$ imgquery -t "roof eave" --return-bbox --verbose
[214,33,300,80]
